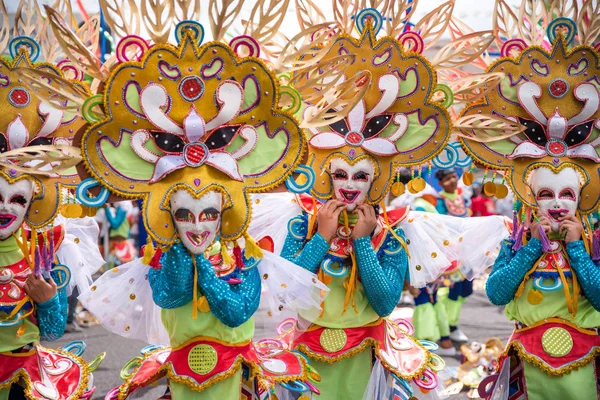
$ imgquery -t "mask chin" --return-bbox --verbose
[529,167,581,233]
[330,157,374,212]
[0,177,34,241]
[170,190,222,255]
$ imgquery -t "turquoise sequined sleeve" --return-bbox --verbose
[566,240,600,311]
[37,270,67,341]
[281,214,330,273]
[148,247,194,309]
[196,255,261,328]
[354,228,408,317]
[486,238,543,305]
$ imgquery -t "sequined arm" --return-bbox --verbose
[196,255,261,327]
[486,238,543,306]
[566,240,600,311]
[38,270,68,341]
[281,214,330,273]
[148,249,194,309]
[354,228,409,317]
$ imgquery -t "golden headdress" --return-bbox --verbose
[0,1,89,228]
[458,0,600,215]
[77,8,307,247]
[285,1,493,203]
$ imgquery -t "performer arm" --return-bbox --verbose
[354,228,409,317]
[196,255,261,327]
[37,269,68,341]
[281,214,330,274]
[486,238,542,305]
[148,250,194,309]
[566,240,600,311]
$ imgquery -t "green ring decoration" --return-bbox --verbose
[433,84,454,108]
[82,94,104,124]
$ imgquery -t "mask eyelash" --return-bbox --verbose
[9,194,27,207]
[332,169,348,180]
[199,207,220,221]
[174,208,195,222]
[352,171,369,181]
[536,188,554,200]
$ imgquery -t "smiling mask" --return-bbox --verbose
[330,158,375,211]
[529,167,581,232]
[170,190,222,255]
[0,176,34,240]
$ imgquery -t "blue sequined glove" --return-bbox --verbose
[37,269,67,341]
[486,238,543,305]
[148,244,194,309]
[282,214,330,273]
[354,228,408,317]
[566,240,600,311]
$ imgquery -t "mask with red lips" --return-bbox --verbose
[330,158,375,212]
[0,176,34,240]
[529,167,581,232]
[170,190,222,254]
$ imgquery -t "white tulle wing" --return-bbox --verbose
[78,258,170,345]
[401,212,509,286]
[248,192,303,254]
[55,215,105,295]
[254,251,328,339]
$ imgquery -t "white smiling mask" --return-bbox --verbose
[170,190,222,254]
[330,158,375,211]
[529,167,581,232]
[0,176,34,240]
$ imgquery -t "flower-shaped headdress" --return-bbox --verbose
[0,4,88,229]
[458,0,600,215]
[287,2,493,204]
[79,19,306,246]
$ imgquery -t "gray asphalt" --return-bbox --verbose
[42,289,513,399]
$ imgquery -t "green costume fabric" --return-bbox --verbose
[522,360,597,400]
[170,369,243,400]
[438,287,466,327]
[412,301,450,342]
[310,348,372,400]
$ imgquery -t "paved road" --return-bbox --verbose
[43,289,513,399]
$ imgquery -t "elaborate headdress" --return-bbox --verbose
[458,0,600,215]
[77,20,306,248]
[287,1,494,203]
[0,2,88,229]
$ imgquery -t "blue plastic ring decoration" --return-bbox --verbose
[285,164,315,194]
[280,380,310,392]
[175,20,204,45]
[0,310,24,327]
[432,143,459,169]
[391,374,415,395]
[288,216,307,240]
[291,350,310,365]
[52,264,71,290]
[418,339,439,351]
[62,340,86,356]
[241,251,260,269]
[140,344,163,354]
[533,276,562,292]
[451,141,473,168]
[9,36,40,62]
[356,8,383,35]
[321,258,349,277]
[547,17,577,46]
[76,178,110,208]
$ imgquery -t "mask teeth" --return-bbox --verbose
[593,232,600,261]
[539,224,552,253]
[510,210,519,241]
[512,225,525,251]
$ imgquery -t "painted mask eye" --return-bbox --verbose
[362,114,392,138]
[559,188,576,200]
[536,189,554,200]
[151,131,186,154]
[564,121,593,147]
[204,125,241,150]
[9,194,28,207]
[332,169,348,180]
[518,117,547,146]
[173,208,194,222]
[352,171,369,181]
[199,207,220,222]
